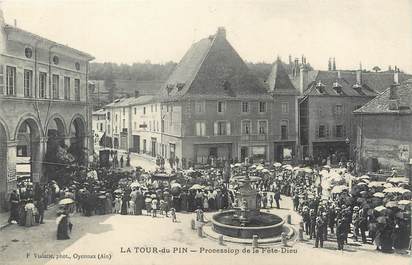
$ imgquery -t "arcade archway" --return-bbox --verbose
[45,117,67,182]
[69,116,87,165]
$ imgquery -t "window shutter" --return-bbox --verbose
[333,125,337,137]
[226,121,231,135]
[315,124,319,139]
[214,122,218,135]
[202,122,206,136]
[326,124,330,137]
[195,122,199,136]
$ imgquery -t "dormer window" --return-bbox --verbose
[176,82,185,91]
[166,84,174,94]
[316,81,325,94]
[53,55,59,65]
[333,81,343,95]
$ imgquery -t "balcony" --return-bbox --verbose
[240,134,267,141]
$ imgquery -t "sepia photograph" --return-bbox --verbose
[0,0,411,265]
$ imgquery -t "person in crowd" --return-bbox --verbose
[8,190,20,224]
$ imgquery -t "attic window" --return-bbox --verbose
[166,84,174,93]
[176,83,185,91]
[333,82,343,95]
[53,55,59,65]
[315,81,325,94]
[353,83,362,89]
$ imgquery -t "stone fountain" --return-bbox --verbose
[211,174,285,239]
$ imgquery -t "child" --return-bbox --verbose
[170,208,177,222]
[114,196,121,214]
[128,200,135,215]
[159,200,166,216]
[151,198,158,218]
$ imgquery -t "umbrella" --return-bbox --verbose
[331,185,348,194]
[98,195,106,199]
[359,190,368,195]
[190,184,204,190]
[114,189,123,193]
[171,183,182,188]
[373,192,385,198]
[398,200,412,205]
[282,165,293,170]
[130,182,141,188]
[256,165,264,170]
[374,205,387,212]
[356,182,368,186]
[383,183,394,188]
[273,162,282,167]
[303,167,313,173]
[385,201,398,208]
[261,169,270,173]
[368,181,386,188]
[323,165,331,169]
[383,187,409,194]
[387,177,409,184]
[59,198,75,205]
[359,175,370,180]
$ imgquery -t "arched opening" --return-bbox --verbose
[45,117,67,183]
[0,122,8,211]
[69,116,86,165]
[15,118,41,183]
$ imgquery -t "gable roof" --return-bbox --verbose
[354,82,412,115]
[157,28,271,101]
[266,58,298,95]
[106,95,154,108]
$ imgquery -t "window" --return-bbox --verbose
[39,72,47,98]
[99,123,103,132]
[143,107,146,114]
[318,125,326,138]
[122,119,125,129]
[195,121,206,136]
[217,101,226,113]
[281,102,288,114]
[214,121,230,135]
[336,125,344,137]
[156,121,159,132]
[16,146,28,157]
[281,120,288,140]
[195,101,205,113]
[123,108,125,115]
[258,120,267,135]
[241,102,249,113]
[6,66,16,95]
[259,102,266,113]
[107,112,111,120]
[161,120,165,133]
[53,55,59,65]
[0,65,4,94]
[115,114,118,122]
[25,47,33,58]
[24,69,33,97]
[74,79,80,101]
[52,74,59,99]
[107,124,110,134]
[335,104,343,115]
[64,77,70,100]
[241,120,251,135]
[75,62,80,71]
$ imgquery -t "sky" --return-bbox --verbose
[2,0,412,72]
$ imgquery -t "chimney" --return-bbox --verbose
[217,27,226,38]
[389,84,399,100]
[300,65,308,95]
[332,57,336,71]
[356,69,362,85]
[394,70,399,84]
[134,90,139,98]
[328,58,332,71]
[288,55,292,64]
[14,19,17,27]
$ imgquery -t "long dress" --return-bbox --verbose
[120,196,128,215]
[135,192,144,215]
[57,215,70,240]
[24,203,36,227]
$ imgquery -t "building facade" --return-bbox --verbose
[354,80,412,176]
[0,10,94,211]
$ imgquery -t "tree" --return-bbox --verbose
[372,66,381,72]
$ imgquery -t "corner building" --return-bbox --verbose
[155,28,274,166]
[0,10,94,211]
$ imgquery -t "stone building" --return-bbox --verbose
[298,70,378,164]
[265,58,299,162]
[0,10,94,211]
[354,80,412,176]
[154,27,274,166]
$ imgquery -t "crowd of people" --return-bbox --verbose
[6,160,411,253]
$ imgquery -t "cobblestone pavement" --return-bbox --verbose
[0,195,409,265]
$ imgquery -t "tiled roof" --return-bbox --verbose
[158,28,271,101]
[303,71,377,97]
[92,109,107,115]
[266,58,298,95]
[354,82,412,114]
[106,95,154,108]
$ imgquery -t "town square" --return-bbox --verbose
[0,1,411,265]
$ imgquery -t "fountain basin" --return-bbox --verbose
[211,210,285,239]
